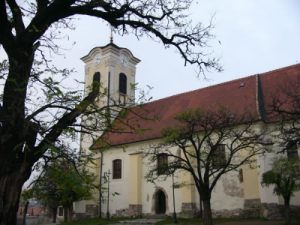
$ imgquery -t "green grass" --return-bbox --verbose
[155,217,202,225]
[154,217,246,225]
[59,217,300,225]
[59,217,122,225]
[154,217,300,225]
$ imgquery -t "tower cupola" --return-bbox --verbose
[81,42,140,107]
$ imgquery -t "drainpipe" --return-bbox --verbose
[99,152,103,218]
[172,173,178,223]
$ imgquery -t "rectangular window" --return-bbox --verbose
[157,154,168,175]
[211,144,226,169]
[113,159,122,179]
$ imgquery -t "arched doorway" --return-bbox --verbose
[155,190,166,214]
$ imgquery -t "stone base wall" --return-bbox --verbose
[129,204,143,217]
[212,199,261,219]
[115,204,142,218]
[79,201,300,219]
[261,203,300,220]
[179,203,197,218]
[212,209,243,218]
[85,204,98,217]
[261,203,283,219]
[243,199,261,218]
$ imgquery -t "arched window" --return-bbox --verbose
[113,159,122,179]
[119,73,127,95]
[92,72,101,91]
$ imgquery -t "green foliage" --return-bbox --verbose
[262,157,300,200]
[20,189,34,205]
[32,160,95,209]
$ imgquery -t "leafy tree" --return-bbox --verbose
[262,157,300,225]
[32,159,95,223]
[0,0,220,224]
[146,108,266,225]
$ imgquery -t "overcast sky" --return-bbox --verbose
[56,0,300,101]
[1,0,300,101]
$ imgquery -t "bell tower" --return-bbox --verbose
[81,41,140,107]
[75,42,140,216]
[79,41,140,157]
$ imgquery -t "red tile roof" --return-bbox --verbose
[91,64,300,150]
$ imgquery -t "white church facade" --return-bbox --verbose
[73,42,300,219]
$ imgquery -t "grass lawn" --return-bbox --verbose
[156,218,261,225]
[59,217,122,225]
[59,217,300,225]
[156,217,300,225]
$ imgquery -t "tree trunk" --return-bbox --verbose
[0,166,31,225]
[63,205,73,222]
[63,207,68,222]
[202,199,213,225]
[199,195,203,218]
[68,205,73,222]
[284,197,291,225]
[22,201,29,225]
[51,207,57,223]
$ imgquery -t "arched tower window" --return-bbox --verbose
[119,73,127,95]
[112,159,122,179]
[92,72,101,91]
[119,73,127,105]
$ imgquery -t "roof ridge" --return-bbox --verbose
[256,63,300,77]
[139,74,255,107]
[139,63,300,107]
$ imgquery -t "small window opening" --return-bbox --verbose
[157,154,168,175]
[113,159,122,179]
[211,144,226,169]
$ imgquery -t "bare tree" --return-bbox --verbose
[269,79,300,154]
[0,1,220,224]
[146,108,267,225]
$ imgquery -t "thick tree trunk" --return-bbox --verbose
[0,166,31,225]
[202,199,213,225]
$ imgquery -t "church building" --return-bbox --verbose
[73,42,300,219]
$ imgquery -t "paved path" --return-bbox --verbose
[110,219,162,225]
[17,216,54,225]
[163,220,285,225]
